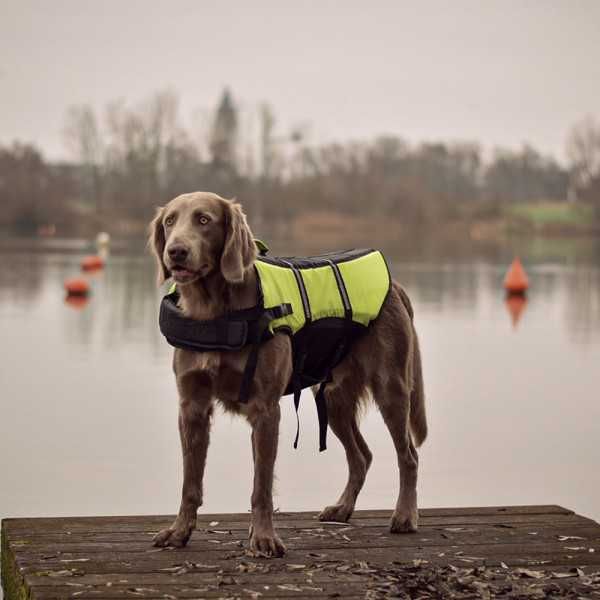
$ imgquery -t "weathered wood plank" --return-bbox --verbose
[19,563,600,600]
[13,543,600,573]
[22,593,368,600]
[3,506,599,600]
[8,524,600,553]
[11,531,600,565]
[3,511,591,536]
[22,565,600,587]
[17,561,600,600]
[3,504,573,528]
[4,516,592,541]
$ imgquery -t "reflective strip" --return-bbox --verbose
[281,260,312,322]
[326,259,352,320]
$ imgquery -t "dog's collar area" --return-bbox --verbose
[159,289,291,352]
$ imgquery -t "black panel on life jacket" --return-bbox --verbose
[159,292,268,352]
[257,248,374,270]
[284,317,366,395]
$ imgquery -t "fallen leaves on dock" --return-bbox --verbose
[159,560,220,575]
[34,568,85,578]
[28,556,600,598]
[359,560,600,599]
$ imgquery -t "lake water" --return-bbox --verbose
[1,236,599,528]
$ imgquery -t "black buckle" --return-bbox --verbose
[269,303,293,319]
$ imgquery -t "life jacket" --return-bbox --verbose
[159,244,391,451]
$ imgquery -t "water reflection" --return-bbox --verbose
[505,295,528,328]
[1,237,599,342]
[1,240,599,352]
[564,267,600,345]
[64,295,90,311]
[57,256,166,353]
[1,241,600,350]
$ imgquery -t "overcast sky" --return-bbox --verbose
[1,0,599,162]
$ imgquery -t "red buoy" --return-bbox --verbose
[81,255,104,271]
[64,277,90,296]
[504,257,529,295]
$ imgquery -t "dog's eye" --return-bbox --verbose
[164,215,175,227]
[198,215,211,226]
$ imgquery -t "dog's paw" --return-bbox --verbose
[249,528,286,558]
[318,504,353,523]
[389,509,418,533]
[152,526,193,548]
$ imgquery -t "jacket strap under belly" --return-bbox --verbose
[237,304,292,404]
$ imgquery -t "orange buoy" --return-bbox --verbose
[504,257,529,295]
[65,294,90,310]
[81,255,104,271]
[506,294,527,328]
[64,277,90,296]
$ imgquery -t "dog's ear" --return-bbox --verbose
[148,206,170,285]
[220,200,256,284]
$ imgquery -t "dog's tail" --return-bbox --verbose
[398,286,428,447]
[410,332,428,447]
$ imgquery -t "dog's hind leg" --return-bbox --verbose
[352,418,373,471]
[318,387,371,523]
[374,378,419,533]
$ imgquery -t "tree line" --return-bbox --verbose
[0,88,598,236]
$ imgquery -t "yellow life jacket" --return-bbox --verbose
[255,249,390,333]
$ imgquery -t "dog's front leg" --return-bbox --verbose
[154,397,212,548]
[248,404,285,557]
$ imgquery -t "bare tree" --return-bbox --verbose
[210,88,238,171]
[63,105,103,212]
[3,86,585,236]
[103,90,183,218]
[259,103,277,180]
[64,105,102,165]
[566,115,600,193]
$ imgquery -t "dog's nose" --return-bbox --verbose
[167,244,189,263]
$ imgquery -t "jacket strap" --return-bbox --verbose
[309,260,356,451]
[314,381,329,452]
[292,350,307,449]
[237,303,293,405]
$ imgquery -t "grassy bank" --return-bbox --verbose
[504,201,597,235]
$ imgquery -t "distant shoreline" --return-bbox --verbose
[2,205,599,267]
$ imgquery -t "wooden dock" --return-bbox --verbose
[3,505,600,599]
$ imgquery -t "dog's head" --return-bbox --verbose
[148,192,256,286]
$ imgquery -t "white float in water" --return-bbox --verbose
[96,232,111,249]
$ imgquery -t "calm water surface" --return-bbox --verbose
[1,239,599,525]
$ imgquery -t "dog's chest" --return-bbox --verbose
[175,348,222,380]
[175,348,248,404]
[190,351,220,374]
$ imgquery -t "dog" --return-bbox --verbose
[148,191,427,557]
